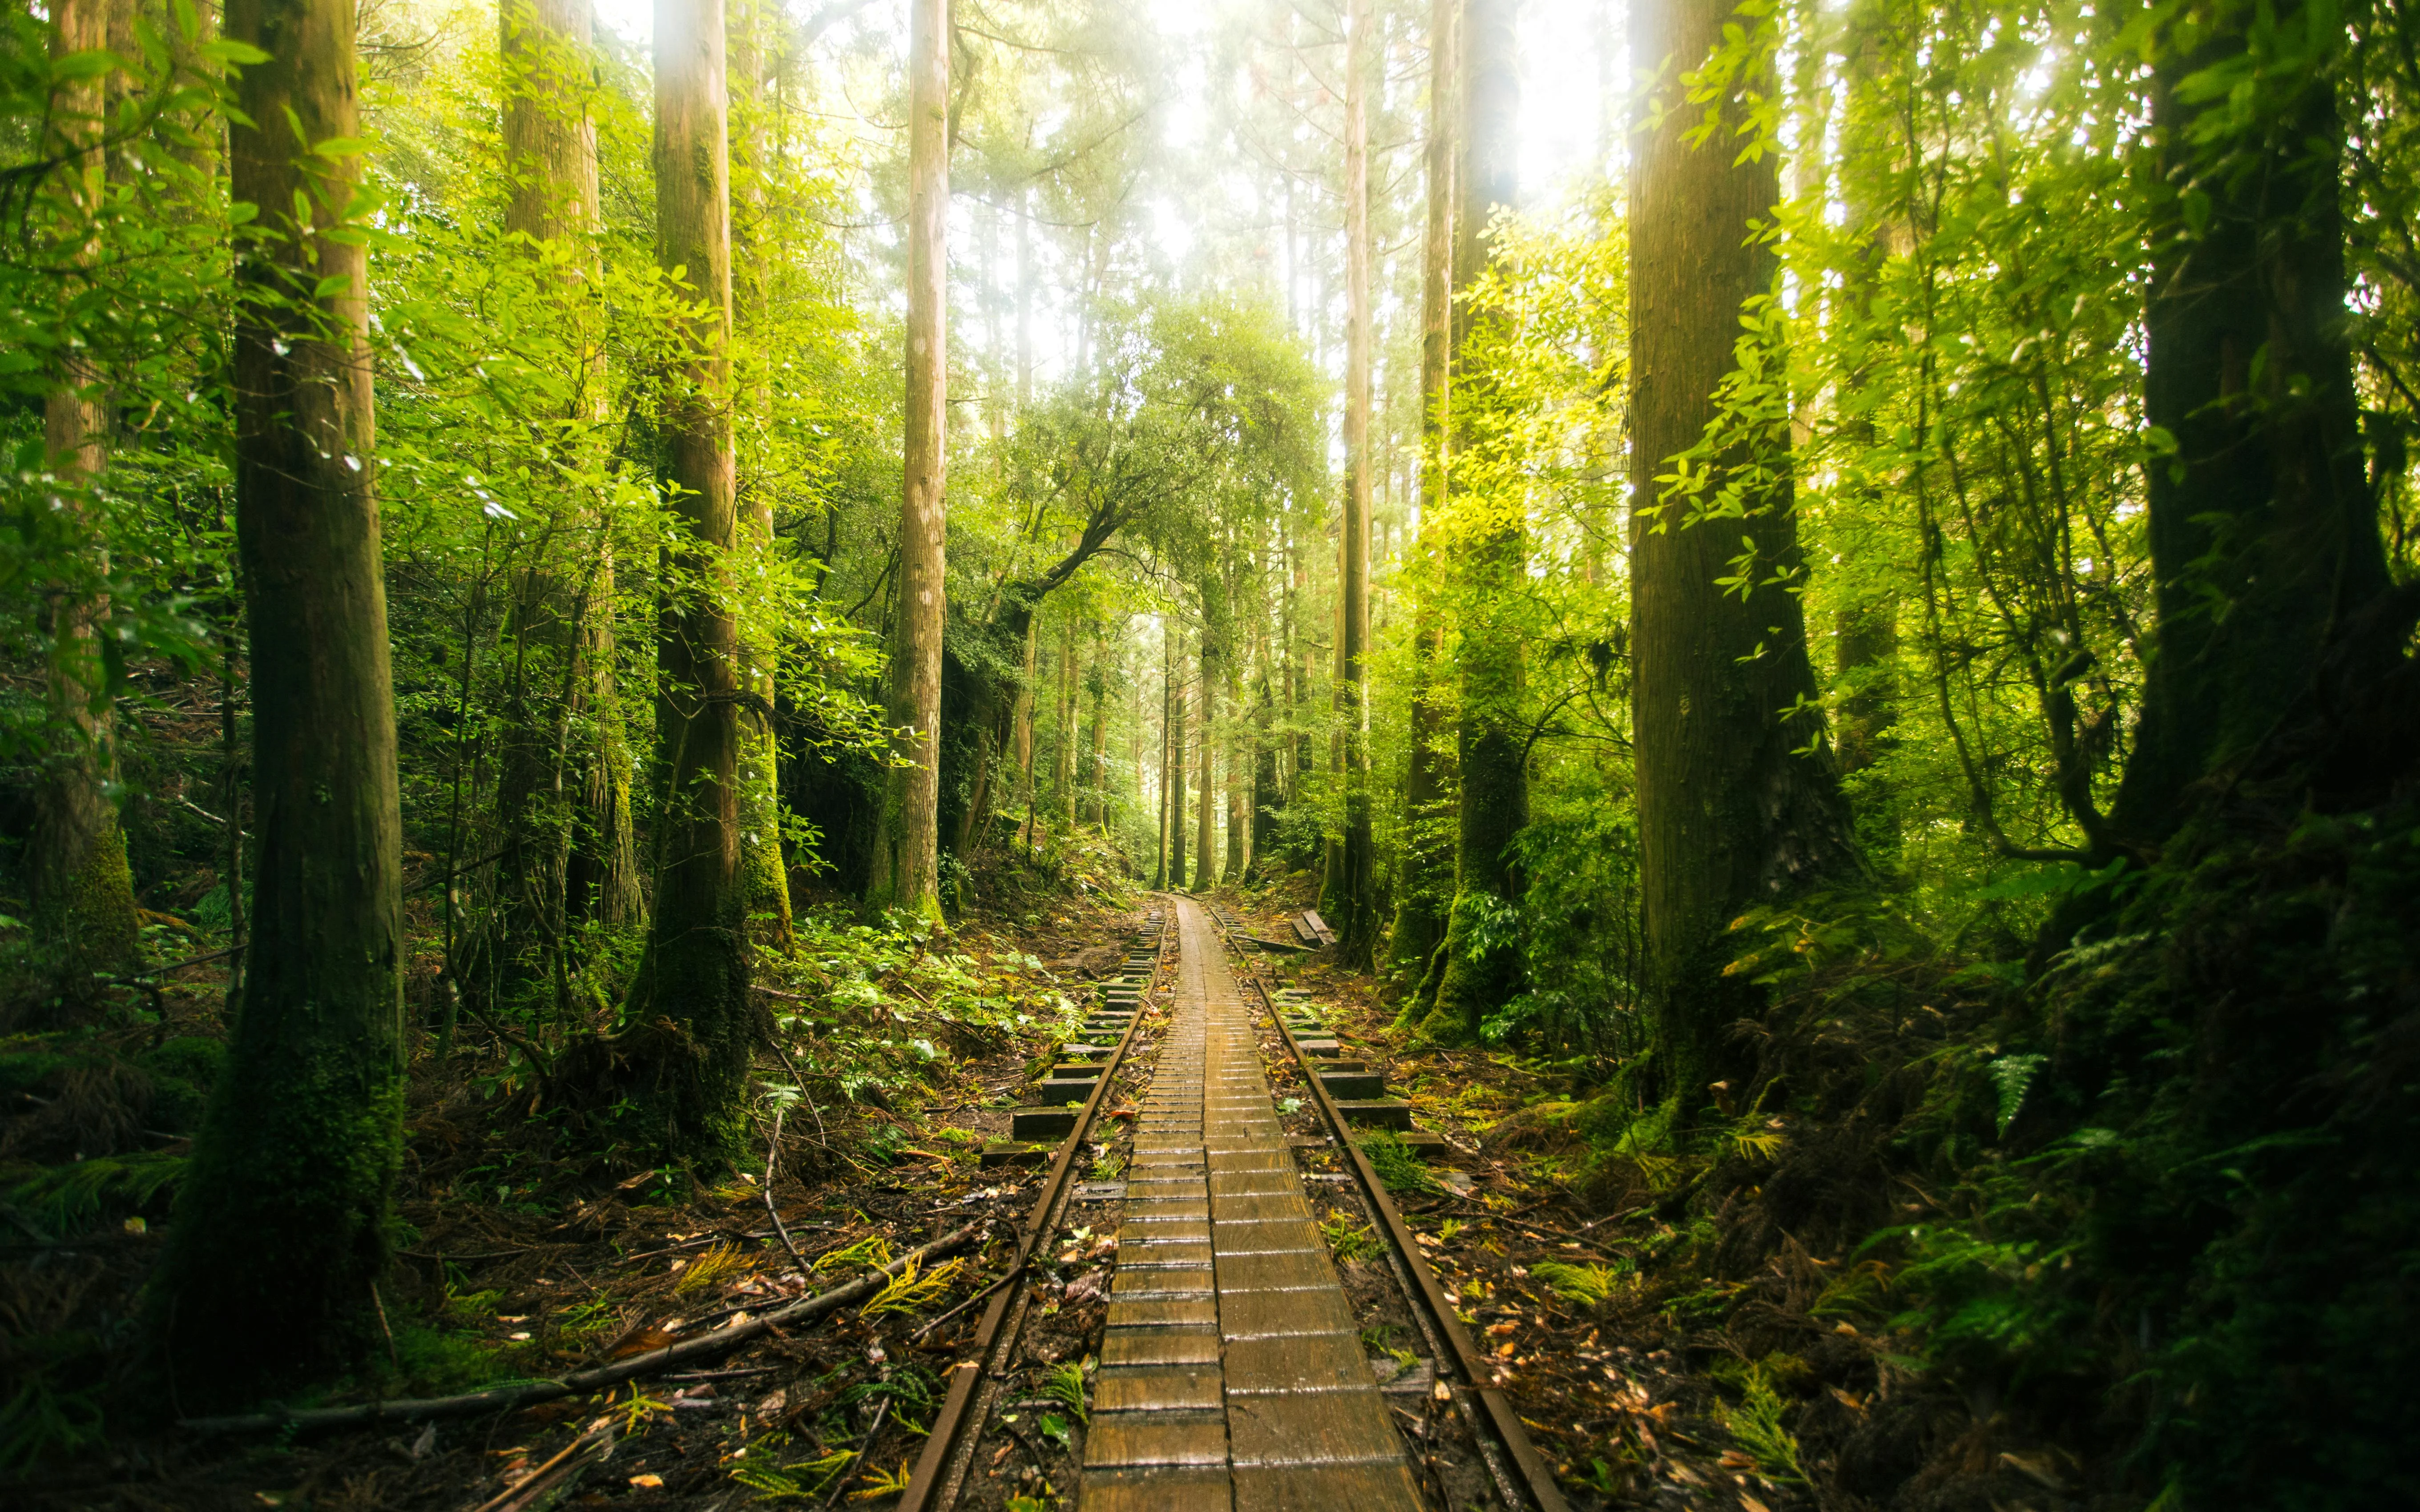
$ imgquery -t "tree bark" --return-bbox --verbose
[1628,0,1857,1105]
[729,0,792,948]
[1336,0,1376,964]
[1012,614,1038,805]
[1055,615,1078,822]
[30,0,139,982]
[1196,626,1217,889]
[488,0,635,1021]
[1169,641,1188,889]
[1251,662,1280,869]
[1420,0,1525,1043]
[150,0,407,1402]
[2108,5,2388,846]
[1086,646,1108,828]
[627,0,751,1162]
[865,0,948,916]
[1224,647,1246,879]
[1389,0,1457,997]
[1153,631,1170,887]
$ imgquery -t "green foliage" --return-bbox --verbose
[1987,1054,2046,1136]
[1320,1213,1380,1263]
[1712,1363,1807,1485]
[1530,1260,1628,1309]
[1356,1129,1440,1195]
[6,1150,183,1235]
[1041,1358,1090,1423]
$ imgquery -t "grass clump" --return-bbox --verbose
[1321,1213,1381,1262]
[1357,1129,1440,1194]
[1531,1259,1629,1309]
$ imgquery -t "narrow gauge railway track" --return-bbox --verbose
[899,908,1170,1512]
[1206,909,1572,1512]
[902,896,1569,1512]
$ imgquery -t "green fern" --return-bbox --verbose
[1531,1259,1629,1309]
[1714,1364,1806,1484]
[1041,1358,1089,1423]
[6,1152,185,1235]
[1988,1054,2047,1135]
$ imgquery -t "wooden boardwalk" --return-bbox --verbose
[1081,897,1423,1510]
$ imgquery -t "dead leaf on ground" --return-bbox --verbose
[606,1324,675,1359]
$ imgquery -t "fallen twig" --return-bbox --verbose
[817,1393,892,1512]
[177,1223,985,1435]
[761,1108,811,1273]
[908,1263,1024,1342]
[471,1415,617,1512]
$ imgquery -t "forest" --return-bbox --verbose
[1,0,2415,1505]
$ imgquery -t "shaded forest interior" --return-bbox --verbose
[1,0,2417,1506]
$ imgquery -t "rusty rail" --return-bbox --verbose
[895,909,1166,1512]
[1213,916,1573,1512]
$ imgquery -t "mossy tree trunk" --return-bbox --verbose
[625,0,751,1166]
[149,0,407,1403]
[1628,0,1857,1108]
[863,0,949,918]
[1055,615,1078,823]
[30,0,139,983]
[1419,0,1525,1044]
[1153,631,1171,887]
[729,0,792,949]
[487,0,634,1026]
[1251,663,1280,869]
[1169,635,1188,889]
[1085,648,1108,827]
[1195,616,1218,889]
[2107,2,2389,847]
[1334,0,1376,965]
[1390,0,1456,999]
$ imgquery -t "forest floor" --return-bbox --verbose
[3,863,2084,1512]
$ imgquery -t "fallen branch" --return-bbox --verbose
[177,1222,986,1435]
[761,1107,811,1273]
[471,1414,617,1512]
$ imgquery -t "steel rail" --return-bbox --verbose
[1210,916,1573,1512]
[895,911,1168,1512]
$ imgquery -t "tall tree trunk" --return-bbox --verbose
[1169,645,1188,889]
[1287,531,1313,818]
[1055,615,1078,821]
[1224,650,1246,879]
[2107,5,2388,846]
[865,0,948,916]
[1251,663,1280,869]
[488,0,633,1021]
[1419,0,1526,1043]
[1012,615,1038,806]
[564,559,639,931]
[627,0,751,1162]
[1628,0,1856,1105]
[1086,647,1108,827]
[30,0,138,982]
[1154,623,1173,887]
[1196,628,1217,889]
[729,0,792,949]
[150,0,406,1400]
[1834,604,1897,775]
[1390,0,1458,999]
[1335,0,1376,963]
